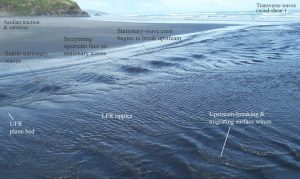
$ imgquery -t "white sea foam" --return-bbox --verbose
[89,11,300,24]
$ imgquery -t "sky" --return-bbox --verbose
[74,0,299,15]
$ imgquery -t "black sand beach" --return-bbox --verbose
[0,17,229,59]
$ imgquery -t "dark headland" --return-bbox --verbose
[0,0,89,17]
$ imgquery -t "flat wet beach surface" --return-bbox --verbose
[0,17,229,59]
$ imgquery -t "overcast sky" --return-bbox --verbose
[74,0,299,14]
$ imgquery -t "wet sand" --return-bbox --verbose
[0,17,230,59]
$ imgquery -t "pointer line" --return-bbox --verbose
[220,127,231,157]
[8,113,14,120]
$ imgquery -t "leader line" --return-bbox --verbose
[220,127,231,157]
[8,113,14,120]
